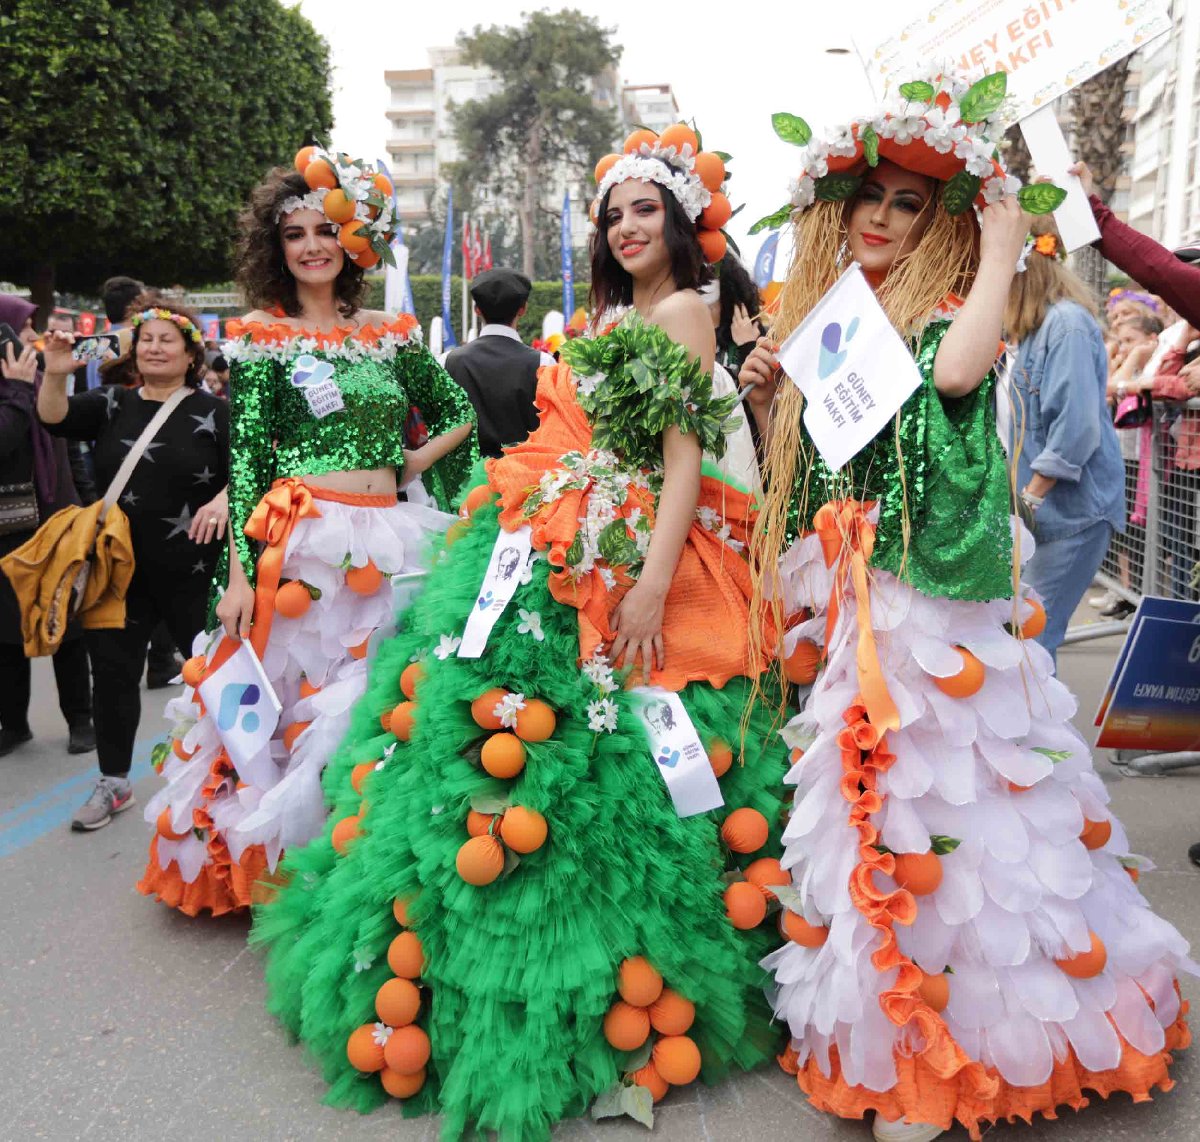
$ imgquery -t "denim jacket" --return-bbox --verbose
[1007,300,1126,541]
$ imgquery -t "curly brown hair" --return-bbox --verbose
[234,167,366,318]
[101,294,207,388]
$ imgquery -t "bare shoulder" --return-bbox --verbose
[647,290,715,367]
[241,309,278,325]
[355,308,394,327]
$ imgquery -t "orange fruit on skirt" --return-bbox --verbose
[156,809,190,842]
[346,1023,386,1072]
[783,637,821,685]
[1020,598,1047,640]
[789,747,804,765]
[652,1034,702,1085]
[352,247,381,270]
[390,701,417,741]
[658,123,699,155]
[481,732,527,778]
[1080,818,1112,850]
[376,977,421,1027]
[392,896,412,926]
[294,145,318,173]
[514,698,556,742]
[594,153,620,184]
[780,909,829,947]
[181,655,207,687]
[623,128,659,153]
[699,191,732,231]
[304,158,338,191]
[383,1024,431,1075]
[603,1000,651,1049]
[499,806,547,853]
[456,834,505,885]
[471,688,509,731]
[331,814,362,855]
[744,856,790,900]
[445,519,469,546]
[339,219,372,254]
[299,674,321,699]
[724,881,767,929]
[172,737,196,761]
[349,636,370,660]
[892,850,943,895]
[618,956,664,1007]
[696,229,727,264]
[1056,930,1107,979]
[917,970,950,1012]
[346,559,384,595]
[708,739,734,777]
[388,930,425,978]
[693,152,726,192]
[649,988,695,1036]
[399,662,424,700]
[283,721,311,751]
[372,171,394,197]
[381,1065,425,1099]
[466,810,498,837]
[1126,865,1141,883]
[720,807,769,853]
[1007,780,1032,793]
[933,647,985,699]
[629,1061,668,1102]
[460,484,494,517]
[323,188,357,225]
[351,762,376,795]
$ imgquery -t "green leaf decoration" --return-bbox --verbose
[151,740,170,770]
[723,230,742,257]
[565,531,584,567]
[1032,746,1071,763]
[872,842,894,855]
[959,71,1007,123]
[930,834,962,855]
[712,150,732,162]
[621,1083,655,1129]
[501,846,522,878]
[773,884,805,912]
[749,203,793,235]
[597,519,641,567]
[772,112,812,146]
[814,174,863,202]
[899,80,936,103]
[1018,182,1068,215]
[861,124,880,167]
[626,1042,654,1071]
[729,202,745,218]
[942,170,981,215]
[469,794,510,814]
[591,1084,627,1121]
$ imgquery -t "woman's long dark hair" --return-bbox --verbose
[715,255,765,355]
[588,167,710,319]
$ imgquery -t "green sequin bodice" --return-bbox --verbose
[787,319,1013,601]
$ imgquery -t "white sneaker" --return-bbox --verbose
[872,1115,945,1142]
[1088,589,1116,609]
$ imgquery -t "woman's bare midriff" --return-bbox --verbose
[301,466,397,497]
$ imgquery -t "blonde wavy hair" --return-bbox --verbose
[1004,216,1097,343]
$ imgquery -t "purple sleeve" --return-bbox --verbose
[0,380,34,453]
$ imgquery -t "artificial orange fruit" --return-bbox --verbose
[379,710,392,732]
[697,229,727,264]
[352,247,381,270]
[389,701,417,741]
[470,688,508,731]
[349,636,370,660]
[693,152,726,192]
[780,910,828,947]
[783,637,821,685]
[445,519,469,546]
[392,897,412,926]
[172,737,196,762]
[156,809,190,842]
[720,807,769,854]
[499,806,547,854]
[376,977,421,1027]
[346,559,384,595]
[618,956,663,1008]
[1020,598,1047,640]
[724,881,767,929]
[388,930,424,978]
[399,662,424,700]
[893,850,943,896]
[917,970,949,1012]
[603,1000,651,1050]
[181,655,207,688]
[299,674,321,699]
[380,1065,425,1099]
[1055,930,1107,979]
[294,145,318,173]
[466,810,498,838]
[304,158,338,191]
[1080,818,1112,850]
[283,721,311,751]
[745,856,790,900]
[652,1034,701,1085]
[1126,865,1141,883]
[372,171,393,197]
[594,153,620,184]
[456,834,505,886]
[459,484,493,517]
[514,698,556,742]
[383,1024,430,1075]
[623,128,658,153]
[346,1023,386,1072]
[699,191,732,231]
[351,762,376,795]
[481,732,526,778]
[323,188,356,225]
[331,814,362,855]
[708,738,734,778]
[629,1061,668,1102]
[339,219,371,254]
[649,988,695,1035]
[933,647,985,699]
[659,123,699,155]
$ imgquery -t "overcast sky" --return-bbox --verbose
[292,0,934,269]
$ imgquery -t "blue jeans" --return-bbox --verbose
[1024,520,1114,667]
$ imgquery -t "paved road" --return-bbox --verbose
[1,617,1197,1142]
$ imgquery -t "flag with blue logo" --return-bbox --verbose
[752,231,779,288]
[440,187,457,348]
[561,190,575,319]
[197,639,281,776]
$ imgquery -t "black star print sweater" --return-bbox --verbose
[43,385,230,583]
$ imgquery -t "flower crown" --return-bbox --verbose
[279,145,398,270]
[592,124,735,264]
[131,308,203,345]
[750,65,1066,237]
[1106,287,1162,314]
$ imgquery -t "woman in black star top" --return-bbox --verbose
[39,299,230,831]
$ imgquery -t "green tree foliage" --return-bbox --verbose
[451,10,621,278]
[0,0,332,317]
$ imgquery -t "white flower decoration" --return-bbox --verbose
[582,651,617,694]
[595,147,712,222]
[433,633,462,660]
[955,134,996,178]
[496,692,526,728]
[586,698,619,733]
[983,172,1021,205]
[598,566,616,591]
[353,949,375,972]
[371,1023,393,1046]
[519,552,537,585]
[576,373,601,397]
[789,174,816,210]
[517,609,544,642]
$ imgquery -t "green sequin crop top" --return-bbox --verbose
[223,315,477,585]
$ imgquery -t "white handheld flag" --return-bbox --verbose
[457,525,534,658]
[197,639,282,772]
[776,264,924,472]
[630,687,723,818]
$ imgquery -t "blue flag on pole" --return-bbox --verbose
[561,190,575,320]
[752,231,779,288]
[441,187,457,348]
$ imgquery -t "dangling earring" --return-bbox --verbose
[836,239,850,267]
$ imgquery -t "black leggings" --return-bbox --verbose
[85,577,209,778]
[0,637,92,734]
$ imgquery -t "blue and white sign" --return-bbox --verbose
[630,687,723,818]
[440,186,457,349]
[197,639,282,772]
[753,231,779,288]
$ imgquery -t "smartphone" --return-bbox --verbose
[0,323,25,363]
[71,327,132,364]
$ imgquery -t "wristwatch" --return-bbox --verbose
[1020,488,1044,512]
